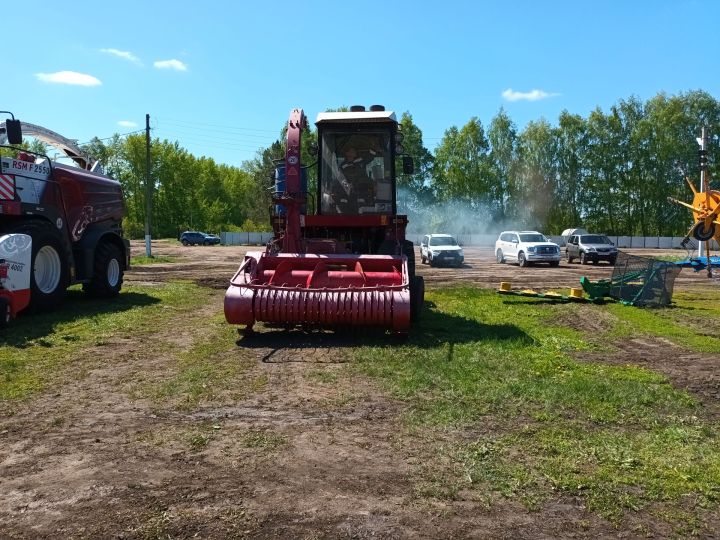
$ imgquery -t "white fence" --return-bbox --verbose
[221,231,719,250]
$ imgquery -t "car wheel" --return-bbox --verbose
[421,254,427,264]
[428,255,435,267]
[181,240,189,246]
[580,252,588,265]
[496,249,505,264]
[204,240,210,246]
[518,252,528,267]
[83,242,124,297]
[566,250,573,263]
[550,261,560,267]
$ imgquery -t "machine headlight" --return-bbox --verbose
[586,247,596,252]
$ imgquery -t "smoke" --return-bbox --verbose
[397,187,541,236]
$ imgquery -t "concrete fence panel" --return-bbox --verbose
[644,237,660,249]
[630,236,645,248]
[616,236,632,248]
[658,237,673,249]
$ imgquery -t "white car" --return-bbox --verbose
[420,234,464,267]
[495,231,561,267]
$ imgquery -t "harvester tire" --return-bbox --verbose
[7,221,68,313]
[410,275,425,322]
[0,298,9,328]
[83,242,124,297]
[402,240,416,278]
[692,221,716,242]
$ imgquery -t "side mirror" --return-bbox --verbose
[5,119,22,145]
[402,156,414,175]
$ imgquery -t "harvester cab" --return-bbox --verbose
[225,105,424,335]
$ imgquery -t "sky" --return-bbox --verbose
[4,0,719,167]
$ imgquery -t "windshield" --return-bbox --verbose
[582,235,610,244]
[519,234,547,243]
[429,236,457,246]
[320,128,392,215]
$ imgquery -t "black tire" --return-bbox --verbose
[566,250,574,263]
[421,254,427,264]
[410,275,425,322]
[518,252,528,267]
[7,222,68,313]
[580,252,588,265]
[83,242,124,297]
[692,221,716,242]
[496,249,505,264]
[401,240,416,278]
[550,261,560,267]
[0,298,10,328]
[181,239,189,246]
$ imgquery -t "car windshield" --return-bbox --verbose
[519,234,546,243]
[582,235,610,244]
[429,236,457,246]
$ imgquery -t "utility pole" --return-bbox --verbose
[145,113,153,258]
[697,126,710,276]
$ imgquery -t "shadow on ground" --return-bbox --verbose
[236,299,533,359]
[1,290,160,347]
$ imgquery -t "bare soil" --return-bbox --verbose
[1,240,718,538]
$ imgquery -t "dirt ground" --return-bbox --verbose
[1,240,719,538]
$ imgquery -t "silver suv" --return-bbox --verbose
[565,234,617,265]
[495,231,560,267]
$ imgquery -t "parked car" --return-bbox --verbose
[495,231,561,267]
[180,231,221,246]
[560,227,588,247]
[420,234,464,267]
[565,234,617,265]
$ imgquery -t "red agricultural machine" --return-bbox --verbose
[225,105,424,334]
[0,113,130,326]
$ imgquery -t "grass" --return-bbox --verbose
[0,282,206,401]
[355,286,720,530]
[130,254,176,265]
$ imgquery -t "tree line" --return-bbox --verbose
[73,90,718,238]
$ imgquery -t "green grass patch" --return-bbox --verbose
[146,313,250,407]
[606,297,720,354]
[131,254,177,265]
[0,282,209,401]
[355,286,720,529]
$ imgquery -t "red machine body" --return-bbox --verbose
[225,106,422,334]
[0,115,130,319]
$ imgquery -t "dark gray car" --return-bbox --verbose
[566,234,617,265]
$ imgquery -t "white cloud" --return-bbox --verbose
[118,120,138,128]
[36,71,102,86]
[153,59,188,72]
[502,88,560,102]
[101,48,142,65]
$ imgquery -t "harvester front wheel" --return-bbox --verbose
[0,298,9,328]
[410,275,425,322]
[8,222,69,313]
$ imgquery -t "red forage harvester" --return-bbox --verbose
[224,106,424,335]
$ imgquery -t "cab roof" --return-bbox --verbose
[315,111,397,125]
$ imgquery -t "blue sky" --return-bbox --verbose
[5,0,719,167]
